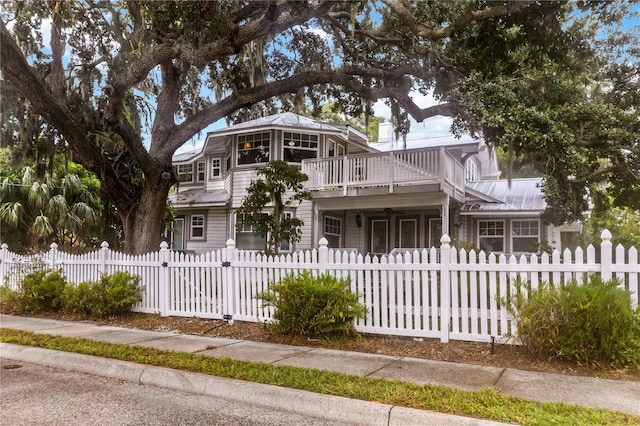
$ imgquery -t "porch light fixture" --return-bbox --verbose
[355,214,362,228]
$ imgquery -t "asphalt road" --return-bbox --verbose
[0,358,349,426]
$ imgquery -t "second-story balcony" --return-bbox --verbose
[301,147,465,200]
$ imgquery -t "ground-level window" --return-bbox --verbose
[428,218,442,248]
[324,216,342,248]
[512,220,540,252]
[283,132,318,163]
[177,164,194,183]
[237,132,270,165]
[478,220,504,252]
[171,217,185,250]
[235,213,265,250]
[398,218,418,249]
[190,214,205,239]
[370,219,388,254]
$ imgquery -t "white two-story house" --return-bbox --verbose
[167,112,581,255]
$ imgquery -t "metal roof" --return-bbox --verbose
[461,178,546,213]
[167,188,230,207]
[207,112,343,136]
[172,147,204,163]
[371,134,483,152]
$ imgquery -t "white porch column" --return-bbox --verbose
[441,195,450,238]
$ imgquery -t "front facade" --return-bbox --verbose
[167,113,580,256]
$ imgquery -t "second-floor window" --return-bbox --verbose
[466,159,479,182]
[283,132,318,163]
[197,161,205,182]
[210,158,221,178]
[238,132,270,165]
[177,164,194,183]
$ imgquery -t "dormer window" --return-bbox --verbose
[238,132,270,165]
[177,164,194,183]
[283,132,318,163]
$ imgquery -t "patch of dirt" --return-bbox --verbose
[14,311,636,383]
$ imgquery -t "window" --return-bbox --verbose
[512,220,539,252]
[326,140,345,157]
[210,157,221,178]
[190,215,205,239]
[196,161,205,182]
[428,218,442,248]
[398,218,418,249]
[177,164,194,183]
[370,219,389,254]
[171,218,185,250]
[237,132,270,165]
[279,212,293,252]
[283,132,318,163]
[236,213,265,250]
[466,160,478,182]
[478,220,504,252]
[324,216,342,248]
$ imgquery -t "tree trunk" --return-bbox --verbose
[119,178,172,255]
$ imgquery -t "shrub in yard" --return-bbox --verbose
[258,270,366,338]
[506,276,640,368]
[0,270,67,313]
[62,272,143,317]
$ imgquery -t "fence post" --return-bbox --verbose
[0,243,8,283]
[318,237,328,275]
[99,241,109,275]
[600,229,612,281]
[159,241,170,317]
[223,239,236,321]
[48,242,58,270]
[440,234,451,343]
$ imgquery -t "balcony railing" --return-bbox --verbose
[301,147,465,197]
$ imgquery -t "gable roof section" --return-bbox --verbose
[461,178,546,214]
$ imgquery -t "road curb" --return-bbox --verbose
[1,343,509,425]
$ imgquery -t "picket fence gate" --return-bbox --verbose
[1,230,638,344]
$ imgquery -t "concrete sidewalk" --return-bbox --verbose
[2,314,639,421]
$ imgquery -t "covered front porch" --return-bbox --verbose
[312,193,459,256]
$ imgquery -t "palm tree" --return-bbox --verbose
[0,165,98,251]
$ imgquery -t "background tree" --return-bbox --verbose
[236,161,312,255]
[0,152,101,252]
[1,1,637,253]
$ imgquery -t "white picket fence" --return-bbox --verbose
[1,230,638,344]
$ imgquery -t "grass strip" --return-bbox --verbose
[1,328,638,426]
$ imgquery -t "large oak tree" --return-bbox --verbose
[1,1,637,253]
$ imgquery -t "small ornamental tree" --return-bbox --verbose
[236,161,312,255]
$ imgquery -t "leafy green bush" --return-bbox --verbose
[0,270,67,313]
[506,276,640,368]
[258,271,366,338]
[62,272,143,317]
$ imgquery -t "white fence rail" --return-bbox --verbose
[1,231,637,344]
